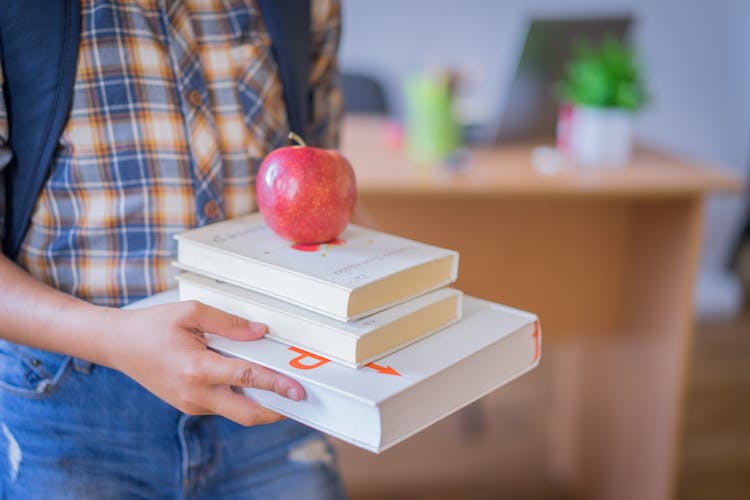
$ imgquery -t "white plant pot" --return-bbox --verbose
[569,105,634,168]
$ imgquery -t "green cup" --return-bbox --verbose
[404,75,461,163]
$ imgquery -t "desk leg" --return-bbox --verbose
[549,198,704,500]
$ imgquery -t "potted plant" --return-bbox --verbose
[556,37,648,167]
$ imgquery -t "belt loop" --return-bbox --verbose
[73,358,93,375]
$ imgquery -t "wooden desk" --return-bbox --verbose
[332,116,744,500]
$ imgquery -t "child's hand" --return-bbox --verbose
[104,301,304,426]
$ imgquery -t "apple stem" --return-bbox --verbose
[288,131,307,147]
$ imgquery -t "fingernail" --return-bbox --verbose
[286,387,302,401]
[249,323,267,336]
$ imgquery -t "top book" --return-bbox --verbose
[175,213,459,320]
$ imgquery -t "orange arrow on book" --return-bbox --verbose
[365,362,401,376]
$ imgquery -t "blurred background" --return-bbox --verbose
[329,1,750,499]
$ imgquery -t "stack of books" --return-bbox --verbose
[163,212,541,452]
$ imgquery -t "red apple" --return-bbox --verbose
[256,132,357,244]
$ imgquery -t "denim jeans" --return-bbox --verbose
[0,341,347,499]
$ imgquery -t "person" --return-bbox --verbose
[0,0,346,498]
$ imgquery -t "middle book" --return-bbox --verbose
[177,272,463,368]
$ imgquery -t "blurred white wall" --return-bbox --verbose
[339,0,750,318]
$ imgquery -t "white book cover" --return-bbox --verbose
[177,272,463,368]
[125,290,541,453]
[174,212,459,320]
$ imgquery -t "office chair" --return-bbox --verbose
[341,72,389,114]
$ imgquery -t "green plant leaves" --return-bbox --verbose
[557,37,648,110]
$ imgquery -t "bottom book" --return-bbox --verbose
[125,290,541,453]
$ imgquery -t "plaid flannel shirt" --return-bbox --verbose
[0,0,342,307]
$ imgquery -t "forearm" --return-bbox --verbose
[0,252,117,366]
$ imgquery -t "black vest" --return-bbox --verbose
[0,0,311,259]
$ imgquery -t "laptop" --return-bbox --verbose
[493,15,633,142]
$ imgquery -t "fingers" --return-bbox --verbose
[179,351,302,427]
[206,385,287,427]
[179,301,267,340]
[151,301,300,427]
[200,349,305,401]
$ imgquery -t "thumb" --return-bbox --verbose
[181,301,268,340]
